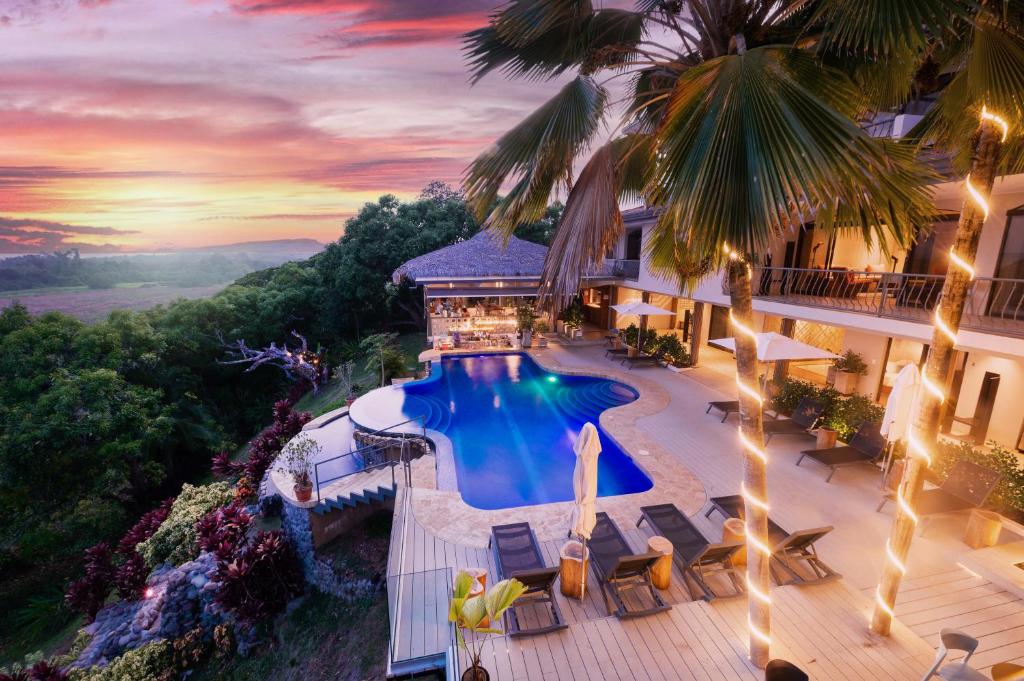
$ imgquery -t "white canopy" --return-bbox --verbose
[709,332,839,362]
[611,301,675,317]
[881,363,921,443]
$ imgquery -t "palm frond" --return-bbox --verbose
[493,0,592,48]
[463,76,607,234]
[810,0,968,57]
[538,133,655,308]
[647,47,934,283]
[465,7,646,83]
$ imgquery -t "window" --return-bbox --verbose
[903,216,959,275]
[989,208,1024,319]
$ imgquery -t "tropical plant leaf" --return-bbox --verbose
[465,6,645,83]
[464,76,607,232]
[452,570,475,600]
[538,134,655,308]
[647,46,934,281]
[483,578,527,619]
[460,594,489,630]
[810,0,968,57]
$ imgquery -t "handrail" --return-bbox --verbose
[313,413,429,502]
[750,266,1024,339]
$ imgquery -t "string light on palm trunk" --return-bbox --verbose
[875,104,1009,624]
[719,242,773,649]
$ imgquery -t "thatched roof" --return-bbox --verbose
[392,231,548,284]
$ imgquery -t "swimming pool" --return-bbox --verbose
[400,353,653,510]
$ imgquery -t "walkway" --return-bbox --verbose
[386,343,1024,679]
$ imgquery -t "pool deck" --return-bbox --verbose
[385,342,1024,679]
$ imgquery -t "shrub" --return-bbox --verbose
[770,378,880,441]
[171,627,209,673]
[832,350,869,376]
[932,440,1024,515]
[620,324,657,352]
[137,483,235,568]
[210,450,242,479]
[654,334,691,367]
[70,640,172,681]
[64,543,115,622]
[770,378,824,415]
[196,503,252,562]
[113,552,148,601]
[215,530,304,622]
[827,394,884,441]
[116,498,173,555]
[26,661,67,681]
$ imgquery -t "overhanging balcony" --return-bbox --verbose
[751,266,1024,339]
[610,258,640,280]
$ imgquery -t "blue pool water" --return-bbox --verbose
[400,353,653,510]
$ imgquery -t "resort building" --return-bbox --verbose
[588,176,1024,452]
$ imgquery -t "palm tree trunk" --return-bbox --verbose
[728,259,771,668]
[871,115,1005,635]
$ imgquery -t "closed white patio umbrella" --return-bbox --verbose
[879,363,922,479]
[568,422,601,598]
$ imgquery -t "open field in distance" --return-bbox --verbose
[0,284,225,322]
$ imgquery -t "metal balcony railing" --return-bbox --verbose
[749,266,1024,339]
[611,258,640,280]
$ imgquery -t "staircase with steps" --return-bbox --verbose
[313,461,400,515]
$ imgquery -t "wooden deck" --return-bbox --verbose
[383,344,1024,679]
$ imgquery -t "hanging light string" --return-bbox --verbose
[723,243,772,649]
[875,104,1009,623]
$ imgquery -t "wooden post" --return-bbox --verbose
[559,540,589,599]
[872,110,1006,635]
[647,536,673,590]
[723,518,747,566]
[964,510,1002,549]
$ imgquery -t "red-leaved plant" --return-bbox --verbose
[196,503,252,562]
[65,543,115,622]
[214,530,303,622]
[116,497,174,555]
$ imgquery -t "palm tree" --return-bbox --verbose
[815,2,1024,636]
[462,1,935,666]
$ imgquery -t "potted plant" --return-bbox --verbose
[516,304,535,348]
[333,360,357,407]
[534,319,549,348]
[278,433,321,502]
[559,299,585,339]
[815,414,841,450]
[829,350,868,395]
[449,571,526,681]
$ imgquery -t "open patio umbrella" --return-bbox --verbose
[568,422,601,598]
[611,301,675,339]
[709,332,839,362]
[879,363,922,480]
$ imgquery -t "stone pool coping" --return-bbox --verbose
[404,348,707,548]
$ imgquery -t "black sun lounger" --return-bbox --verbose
[490,523,567,636]
[636,504,744,601]
[706,495,839,585]
[589,513,671,618]
[763,398,823,443]
[620,347,667,370]
[604,346,629,359]
[877,460,1001,533]
[706,400,778,423]
[796,422,887,482]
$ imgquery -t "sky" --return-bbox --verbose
[0,0,564,252]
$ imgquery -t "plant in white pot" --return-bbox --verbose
[516,304,535,348]
[449,571,526,681]
[829,350,869,395]
[278,433,321,502]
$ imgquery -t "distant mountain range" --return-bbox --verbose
[182,238,325,256]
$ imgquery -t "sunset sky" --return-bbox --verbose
[0,0,565,252]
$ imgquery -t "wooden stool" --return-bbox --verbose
[964,509,1002,549]
[723,518,747,566]
[992,662,1024,681]
[647,535,673,590]
[559,540,589,600]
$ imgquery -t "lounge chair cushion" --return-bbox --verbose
[491,522,546,577]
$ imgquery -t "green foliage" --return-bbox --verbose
[136,483,234,568]
[653,334,691,368]
[70,640,172,681]
[770,378,882,441]
[449,571,527,670]
[620,324,656,353]
[516,304,536,332]
[932,440,1024,516]
[558,299,585,329]
[832,350,869,376]
[359,333,406,388]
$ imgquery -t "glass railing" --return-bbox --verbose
[611,259,641,280]
[387,567,454,675]
[748,267,1024,338]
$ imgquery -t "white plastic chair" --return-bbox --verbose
[921,628,986,681]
